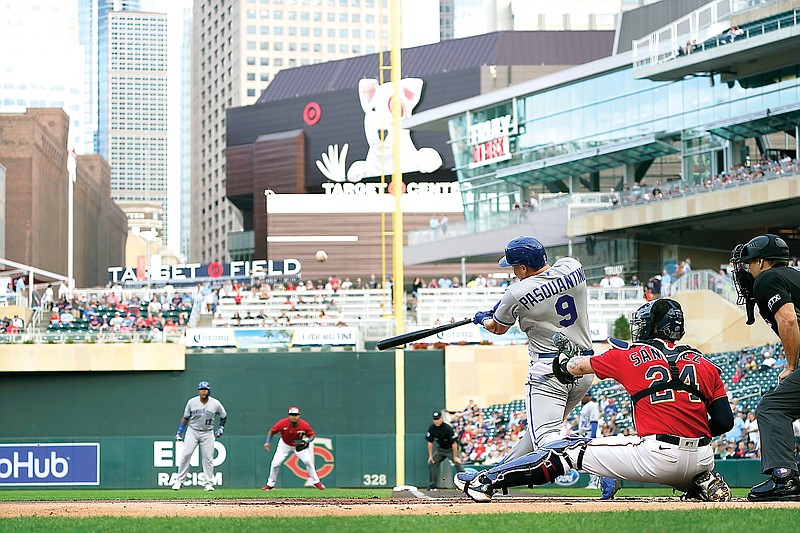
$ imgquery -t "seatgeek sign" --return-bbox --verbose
[0,443,100,486]
[108,259,301,283]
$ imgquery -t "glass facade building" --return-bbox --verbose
[446,55,800,222]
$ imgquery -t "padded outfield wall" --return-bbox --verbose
[1,350,445,489]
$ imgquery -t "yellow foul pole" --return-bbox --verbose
[390,0,406,487]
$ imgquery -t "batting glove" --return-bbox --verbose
[175,432,183,442]
[214,426,224,438]
[473,309,493,325]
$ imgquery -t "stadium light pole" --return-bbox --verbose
[66,149,77,291]
[264,189,275,261]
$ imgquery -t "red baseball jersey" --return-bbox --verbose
[270,417,315,445]
[590,339,727,438]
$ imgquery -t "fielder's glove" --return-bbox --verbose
[214,426,224,438]
[552,332,580,385]
[175,432,183,442]
[295,438,309,452]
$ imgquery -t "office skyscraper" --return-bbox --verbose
[191,0,392,262]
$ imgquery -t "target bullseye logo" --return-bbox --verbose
[387,181,407,194]
[207,261,224,278]
[303,102,321,126]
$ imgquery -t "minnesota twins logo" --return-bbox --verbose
[285,437,334,485]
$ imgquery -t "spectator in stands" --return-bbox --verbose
[602,397,619,420]
[60,308,74,326]
[437,276,452,289]
[340,278,353,290]
[57,280,70,302]
[761,353,777,371]
[745,441,759,459]
[628,275,641,286]
[734,441,748,459]
[775,353,788,370]
[746,411,761,450]
[726,411,746,442]
[609,273,625,288]
[660,269,672,297]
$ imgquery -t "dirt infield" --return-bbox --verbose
[1,496,794,518]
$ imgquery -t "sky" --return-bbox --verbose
[401,0,440,47]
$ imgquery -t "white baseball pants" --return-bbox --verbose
[504,360,593,462]
[267,440,320,486]
[567,434,715,492]
[175,429,215,486]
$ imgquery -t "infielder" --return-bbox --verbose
[472,236,595,458]
[262,406,325,490]
[172,381,227,491]
[457,299,734,503]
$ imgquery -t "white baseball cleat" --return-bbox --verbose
[171,481,182,491]
[203,484,215,492]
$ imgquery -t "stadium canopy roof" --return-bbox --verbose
[706,102,800,141]
[496,134,680,186]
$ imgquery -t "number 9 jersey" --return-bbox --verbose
[493,257,592,358]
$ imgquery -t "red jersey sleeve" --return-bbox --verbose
[589,348,628,381]
[301,420,315,439]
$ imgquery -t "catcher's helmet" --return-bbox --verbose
[731,234,790,264]
[630,298,685,342]
[499,236,548,270]
[197,381,210,390]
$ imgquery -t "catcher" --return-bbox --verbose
[456,298,734,503]
[262,406,325,490]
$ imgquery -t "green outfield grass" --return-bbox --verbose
[1,509,800,533]
[0,488,797,532]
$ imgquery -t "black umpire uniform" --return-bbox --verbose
[731,234,800,501]
[425,411,464,489]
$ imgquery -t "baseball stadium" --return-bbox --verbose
[3,0,800,531]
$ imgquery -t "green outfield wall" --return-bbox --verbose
[1,349,445,489]
[0,348,769,489]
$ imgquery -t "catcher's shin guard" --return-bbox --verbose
[484,448,569,491]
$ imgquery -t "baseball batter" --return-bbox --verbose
[262,406,325,490]
[457,298,734,503]
[172,381,227,491]
[473,236,594,459]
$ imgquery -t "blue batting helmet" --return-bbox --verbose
[197,381,210,390]
[498,236,548,270]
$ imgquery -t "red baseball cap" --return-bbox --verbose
[288,406,300,415]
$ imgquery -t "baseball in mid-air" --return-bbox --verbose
[315,250,328,262]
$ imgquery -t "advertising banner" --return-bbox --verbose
[0,443,100,486]
[412,324,528,345]
[185,327,358,348]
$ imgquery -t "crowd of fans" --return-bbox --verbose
[442,342,800,467]
[45,283,194,335]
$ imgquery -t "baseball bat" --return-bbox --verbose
[376,318,473,350]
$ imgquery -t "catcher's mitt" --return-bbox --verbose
[552,332,580,385]
[295,438,309,452]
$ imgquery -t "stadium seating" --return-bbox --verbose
[455,341,783,464]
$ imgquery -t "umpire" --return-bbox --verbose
[731,234,800,501]
[425,411,464,490]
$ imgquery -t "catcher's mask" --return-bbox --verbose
[730,234,790,313]
[630,298,685,342]
[499,236,548,270]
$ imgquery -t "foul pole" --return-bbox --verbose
[390,0,406,487]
